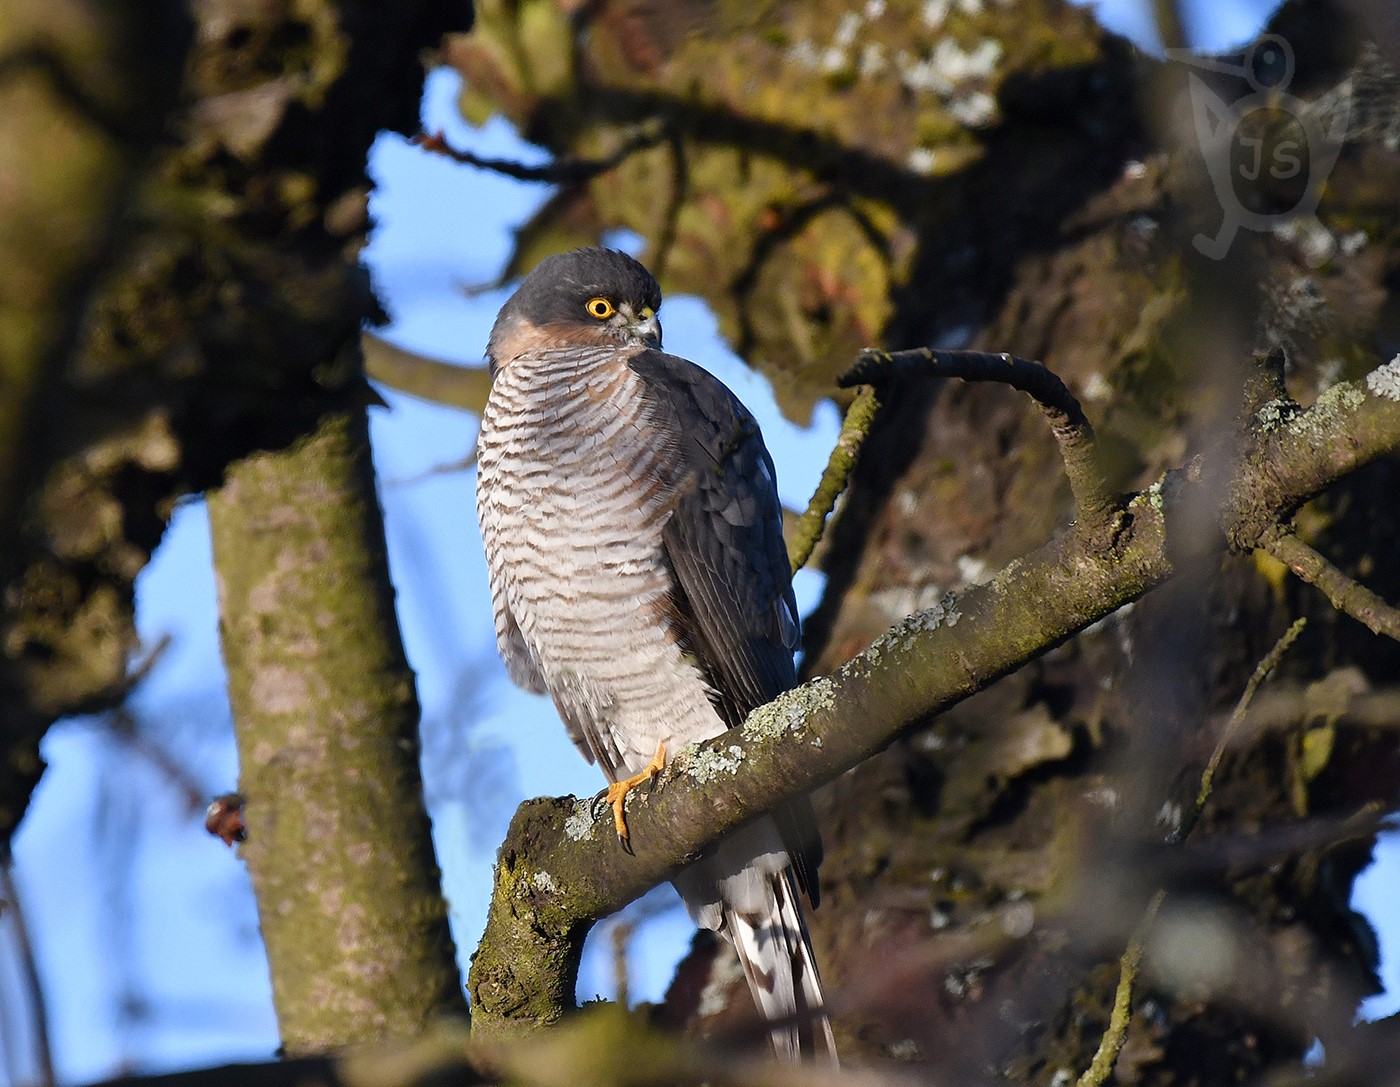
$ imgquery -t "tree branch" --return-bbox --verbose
[787,385,880,575]
[1264,531,1400,641]
[841,349,1117,534]
[362,332,492,413]
[414,124,666,184]
[1172,617,1309,844]
[467,362,1400,1039]
[1075,890,1165,1087]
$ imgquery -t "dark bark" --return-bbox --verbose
[0,0,468,848]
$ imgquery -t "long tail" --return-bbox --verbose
[673,818,837,1064]
[727,868,837,1064]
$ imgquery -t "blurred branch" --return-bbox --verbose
[414,123,666,184]
[1150,0,1188,52]
[1264,531,1400,641]
[468,367,1400,1039]
[1173,617,1308,844]
[787,386,880,575]
[363,331,492,413]
[0,862,54,1087]
[842,349,1117,535]
[86,1008,903,1087]
[1076,890,1165,1087]
[0,2,188,846]
[101,707,206,816]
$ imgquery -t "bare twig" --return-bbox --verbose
[414,125,665,185]
[1265,531,1400,641]
[609,920,633,1008]
[841,349,1116,532]
[1171,617,1308,844]
[787,385,880,574]
[1075,890,1166,1087]
[102,708,207,816]
[0,862,55,1087]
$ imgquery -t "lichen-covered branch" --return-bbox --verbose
[1076,890,1165,1087]
[842,348,1116,532]
[787,385,880,575]
[208,408,465,1052]
[467,368,1400,1039]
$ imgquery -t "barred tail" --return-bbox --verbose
[726,868,838,1064]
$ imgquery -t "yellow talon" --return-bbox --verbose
[605,739,667,845]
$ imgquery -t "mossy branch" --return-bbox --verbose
[787,385,880,575]
[1172,617,1308,845]
[1076,890,1166,1087]
[467,369,1400,1039]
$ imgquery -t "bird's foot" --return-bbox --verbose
[602,740,667,853]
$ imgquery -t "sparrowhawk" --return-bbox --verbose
[476,248,834,1061]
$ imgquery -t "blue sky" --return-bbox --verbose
[10,3,1396,1083]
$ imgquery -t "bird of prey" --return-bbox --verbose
[476,247,835,1062]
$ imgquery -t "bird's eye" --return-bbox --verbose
[585,297,616,320]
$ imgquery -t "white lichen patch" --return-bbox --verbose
[866,592,963,659]
[563,797,597,841]
[906,146,938,175]
[932,37,1002,82]
[1296,381,1365,440]
[696,948,746,1018]
[948,90,997,128]
[1254,398,1300,432]
[743,674,837,743]
[1082,371,1112,401]
[1365,355,1400,401]
[920,0,951,27]
[683,743,746,784]
[833,12,863,48]
[532,870,559,895]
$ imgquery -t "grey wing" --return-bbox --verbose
[629,349,823,904]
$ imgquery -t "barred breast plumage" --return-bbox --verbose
[475,248,835,1063]
[477,346,721,774]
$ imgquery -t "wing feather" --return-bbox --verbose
[629,349,823,902]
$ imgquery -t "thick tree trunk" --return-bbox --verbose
[208,406,466,1051]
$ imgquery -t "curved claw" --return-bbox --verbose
[600,739,667,852]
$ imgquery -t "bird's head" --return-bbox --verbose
[486,248,663,374]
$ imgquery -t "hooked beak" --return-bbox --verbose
[631,311,662,349]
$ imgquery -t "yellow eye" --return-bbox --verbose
[585,297,616,320]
